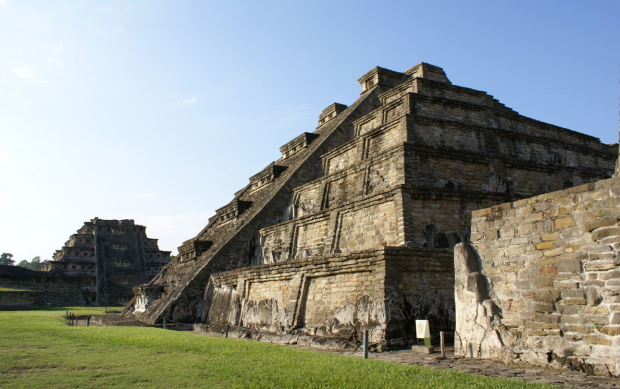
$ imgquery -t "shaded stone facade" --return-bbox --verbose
[0,265,86,307]
[128,63,616,349]
[42,218,171,306]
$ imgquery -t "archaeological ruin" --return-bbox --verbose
[34,218,173,306]
[454,132,620,376]
[0,264,87,307]
[125,62,617,367]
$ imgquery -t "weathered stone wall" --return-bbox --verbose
[0,289,37,310]
[203,246,454,348]
[384,247,455,344]
[255,190,403,265]
[402,188,508,248]
[204,250,387,342]
[455,176,620,376]
[0,266,86,306]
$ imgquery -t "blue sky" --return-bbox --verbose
[1,1,619,261]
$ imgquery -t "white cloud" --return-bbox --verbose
[132,192,156,198]
[178,96,198,105]
[11,64,36,80]
[0,0,8,7]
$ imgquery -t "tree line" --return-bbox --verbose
[1,253,49,271]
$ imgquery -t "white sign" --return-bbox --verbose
[415,320,430,339]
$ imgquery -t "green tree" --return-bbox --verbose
[17,256,48,271]
[0,253,15,266]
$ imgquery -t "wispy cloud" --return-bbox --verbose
[178,96,198,106]
[11,64,36,80]
[132,192,156,198]
[0,0,8,8]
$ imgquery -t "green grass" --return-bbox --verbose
[0,308,557,389]
[0,287,32,292]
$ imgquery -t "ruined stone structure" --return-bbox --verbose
[0,265,86,307]
[454,149,620,377]
[128,63,616,349]
[42,218,171,306]
[0,289,36,310]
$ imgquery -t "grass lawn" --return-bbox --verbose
[0,287,32,292]
[0,308,557,388]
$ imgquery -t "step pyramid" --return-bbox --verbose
[126,63,616,347]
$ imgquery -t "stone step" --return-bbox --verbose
[578,243,613,253]
[590,226,620,242]
[598,235,620,245]
[585,217,617,232]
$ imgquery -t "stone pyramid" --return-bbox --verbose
[127,63,616,347]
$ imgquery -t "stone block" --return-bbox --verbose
[586,288,602,306]
[599,326,620,336]
[588,252,617,261]
[561,289,584,300]
[534,289,560,303]
[554,280,579,289]
[532,257,557,267]
[543,248,564,257]
[581,305,609,315]
[526,321,559,330]
[557,305,581,315]
[581,280,605,287]
[538,266,557,275]
[484,229,499,241]
[584,335,612,346]
[536,241,554,250]
[601,269,620,280]
[585,217,616,232]
[533,277,554,288]
[591,227,620,242]
[554,217,575,230]
[542,232,560,241]
[511,236,530,245]
[563,244,580,253]
[525,212,544,223]
[563,323,593,333]
[584,261,617,272]
[557,258,581,273]
[563,297,586,305]
[517,223,537,235]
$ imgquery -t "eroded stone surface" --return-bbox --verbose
[455,177,620,377]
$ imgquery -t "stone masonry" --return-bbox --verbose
[454,171,620,376]
[127,63,616,350]
[0,264,87,306]
[42,218,171,306]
